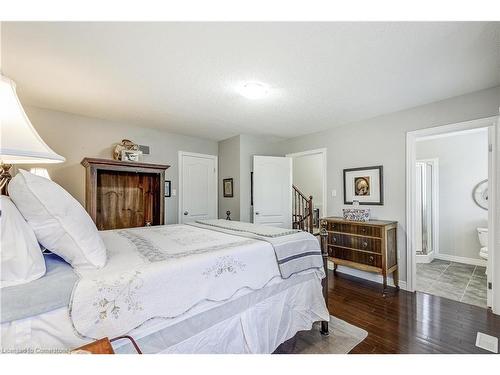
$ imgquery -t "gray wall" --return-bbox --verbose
[23,106,219,224]
[275,86,500,283]
[218,135,241,220]
[416,129,489,261]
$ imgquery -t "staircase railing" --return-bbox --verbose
[292,184,314,234]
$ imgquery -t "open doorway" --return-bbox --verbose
[407,118,497,310]
[286,148,327,234]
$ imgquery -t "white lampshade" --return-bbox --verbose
[0,75,65,164]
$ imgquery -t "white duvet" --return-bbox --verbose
[70,224,283,340]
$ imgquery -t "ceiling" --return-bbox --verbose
[2,22,499,141]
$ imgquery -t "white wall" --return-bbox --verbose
[275,86,500,283]
[218,135,240,220]
[23,106,219,224]
[292,153,324,215]
[416,129,489,261]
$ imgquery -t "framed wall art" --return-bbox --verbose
[223,178,234,198]
[343,165,383,205]
[164,180,171,197]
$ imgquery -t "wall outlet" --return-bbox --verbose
[172,189,177,197]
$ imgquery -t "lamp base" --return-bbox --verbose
[0,163,13,195]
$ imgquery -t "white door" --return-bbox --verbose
[179,152,217,224]
[253,155,292,228]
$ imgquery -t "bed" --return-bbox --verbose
[1,219,329,354]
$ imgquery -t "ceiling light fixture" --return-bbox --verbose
[238,81,269,100]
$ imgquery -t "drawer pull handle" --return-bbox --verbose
[333,237,337,243]
[362,241,368,248]
[361,228,367,233]
[369,256,374,262]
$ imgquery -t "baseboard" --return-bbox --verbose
[434,253,486,267]
[327,260,407,291]
[416,251,434,264]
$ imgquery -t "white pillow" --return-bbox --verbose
[1,195,46,287]
[8,169,106,270]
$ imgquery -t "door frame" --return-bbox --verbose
[178,151,218,224]
[285,148,328,218]
[406,116,497,310]
[415,158,439,262]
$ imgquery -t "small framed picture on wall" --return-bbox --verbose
[343,165,384,205]
[223,178,234,198]
[165,180,171,197]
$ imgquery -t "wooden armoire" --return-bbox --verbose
[81,158,170,230]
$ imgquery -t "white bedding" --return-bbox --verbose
[1,222,327,353]
[1,272,328,353]
[71,224,322,340]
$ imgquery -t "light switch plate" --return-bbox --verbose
[172,189,177,197]
[331,189,337,197]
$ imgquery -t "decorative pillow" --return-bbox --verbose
[1,195,46,287]
[8,169,106,269]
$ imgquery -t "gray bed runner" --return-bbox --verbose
[191,219,324,279]
[1,254,77,323]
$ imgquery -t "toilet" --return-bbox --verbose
[477,227,488,260]
[477,227,488,275]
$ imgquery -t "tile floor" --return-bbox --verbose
[416,259,487,308]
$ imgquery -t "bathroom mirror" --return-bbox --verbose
[472,179,488,210]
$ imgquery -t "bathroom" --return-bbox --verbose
[414,127,490,308]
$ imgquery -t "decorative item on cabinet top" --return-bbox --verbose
[113,139,139,160]
[320,217,398,294]
[343,200,370,221]
[81,158,170,230]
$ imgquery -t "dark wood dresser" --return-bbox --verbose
[81,158,170,230]
[320,217,398,292]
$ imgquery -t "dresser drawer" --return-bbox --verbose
[329,233,382,253]
[327,222,381,237]
[330,246,382,268]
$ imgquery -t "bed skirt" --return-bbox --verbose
[115,276,328,354]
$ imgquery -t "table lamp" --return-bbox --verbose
[0,75,65,194]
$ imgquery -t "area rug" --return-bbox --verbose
[291,315,368,354]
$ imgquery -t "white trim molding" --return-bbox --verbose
[434,253,487,267]
[416,251,434,264]
[406,116,498,313]
[490,118,498,314]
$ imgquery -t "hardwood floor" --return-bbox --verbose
[329,270,500,353]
